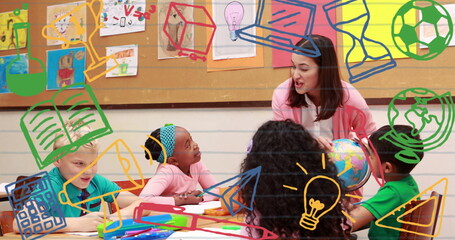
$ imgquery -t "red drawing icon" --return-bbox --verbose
[133,203,278,240]
[163,2,216,62]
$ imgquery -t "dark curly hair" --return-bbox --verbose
[240,120,350,239]
[144,128,162,161]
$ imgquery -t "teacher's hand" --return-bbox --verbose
[316,136,333,151]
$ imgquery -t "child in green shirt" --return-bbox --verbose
[349,125,423,240]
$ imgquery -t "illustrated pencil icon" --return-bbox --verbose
[133,202,278,240]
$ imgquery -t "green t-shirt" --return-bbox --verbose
[30,167,120,217]
[362,175,419,240]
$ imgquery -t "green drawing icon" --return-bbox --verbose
[6,4,47,96]
[20,83,113,170]
[382,88,454,164]
[391,0,453,60]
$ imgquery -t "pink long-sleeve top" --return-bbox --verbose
[272,79,376,201]
[139,161,219,205]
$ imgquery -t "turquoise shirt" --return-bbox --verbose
[363,175,420,240]
[31,167,120,217]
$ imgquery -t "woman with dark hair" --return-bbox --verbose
[240,120,351,239]
[272,34,376,150]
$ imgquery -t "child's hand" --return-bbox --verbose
[188,190,202,196]
[75,212,105,231]
[316,136,333,151]
[342,198,358,213]
[174,191,203,206]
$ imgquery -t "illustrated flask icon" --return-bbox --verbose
[6,4,47,97]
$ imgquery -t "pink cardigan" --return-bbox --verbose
[272,78,376,201]
[272,78,376,139]
[139,161,218,205]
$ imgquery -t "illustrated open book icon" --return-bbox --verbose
[20,83,113,170]
[202,166,261,216]
[57,139,146,233]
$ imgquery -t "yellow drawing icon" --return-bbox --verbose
[42,0,118,82]
[141,135,169,166]
[299,175,341,231]
[57,139,145,233]
[375,177,448,238]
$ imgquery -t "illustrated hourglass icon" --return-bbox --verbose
[323,0,396,83]
[6,4,47,97]
[42,0,118,82]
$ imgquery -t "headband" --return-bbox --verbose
[158,124,176,163]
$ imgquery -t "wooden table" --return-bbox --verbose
[3,215,244,239]
[0,192,9,202]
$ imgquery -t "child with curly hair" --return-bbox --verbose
[140,124,219,206]
[240,120,351,239]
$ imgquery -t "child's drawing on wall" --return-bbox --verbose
[46,1,86,46]
[158,0,194,59]
[47,47,86,90]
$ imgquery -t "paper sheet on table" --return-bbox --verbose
[167,227,243,239]
[0,182,12,193]
[181,201,221,214]
[65,231,98,237]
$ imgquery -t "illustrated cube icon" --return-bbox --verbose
[163,2,216,60]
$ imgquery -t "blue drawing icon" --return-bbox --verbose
[202,166,261,216]
[6,172,66,240]
[236,0,320,57]
[323,0,396,83]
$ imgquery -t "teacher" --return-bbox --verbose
[272,34,376,150]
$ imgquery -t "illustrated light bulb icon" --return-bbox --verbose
[300,175,341,231]
[224,1,244,41]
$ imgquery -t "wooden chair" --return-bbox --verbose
[11,175,42,210]
[0,211,15,236]
[0,175,41,236]
[399,191,443,240]
[110,178,150,213]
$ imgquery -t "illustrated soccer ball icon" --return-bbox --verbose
[392,0,453,60]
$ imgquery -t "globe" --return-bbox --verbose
[328,139,371,191]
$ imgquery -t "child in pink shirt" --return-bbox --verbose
[140,124,219,206]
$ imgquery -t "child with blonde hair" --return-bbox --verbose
[14,119,146,233]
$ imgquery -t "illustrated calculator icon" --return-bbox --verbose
[6,172,66,239]
[236,0,320,57]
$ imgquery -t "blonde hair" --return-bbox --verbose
[53,119,99,152]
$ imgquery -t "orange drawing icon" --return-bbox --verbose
[57,139,146,233]
[375,178,447,238]
[42,0,118,82]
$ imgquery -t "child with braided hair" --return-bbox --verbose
[140,124,219,206]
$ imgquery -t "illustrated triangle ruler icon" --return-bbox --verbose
[375,177,447,238]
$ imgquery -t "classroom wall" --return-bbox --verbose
[0,105,454,239]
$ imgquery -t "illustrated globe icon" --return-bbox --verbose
[386,87,454,164]
[328,139,371,191]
